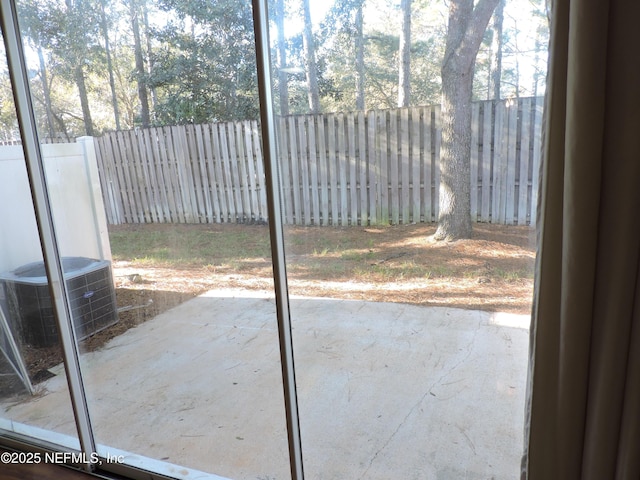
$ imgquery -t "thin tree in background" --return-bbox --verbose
[354,0,365,110]
[99,0,121,130]
[18,0,56,137]
[510,15,521,98]
[276,0,290,116]
[142,1,157,115]
[531,2,549,99]
[397,0,411,107]
[301,0,320,113]
[74,66,94,135]
[322,0,367,110]
[36,46,56,138]
[65,0,95,136]
[489,0,504,100]
[130,0,150,127]
[434,0,500,241]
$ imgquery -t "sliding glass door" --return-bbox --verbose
[0,0,291,478]
[0,0,548,478]
[0,29,81,455]
[266,0,544,478]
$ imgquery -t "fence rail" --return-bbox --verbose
[94,97,543,226]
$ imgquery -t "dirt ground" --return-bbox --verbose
[2,223,537,390]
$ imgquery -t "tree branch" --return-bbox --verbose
[459,0,501,67]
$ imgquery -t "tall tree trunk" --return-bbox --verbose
[37,47,55,138]
[276,0,289,116]
[355,1,365,110]
[142,0,157,112]
[301,0,320,113]
[513,18,521,98]
[130,0,150,127]
[532,35,542,98]
[63,0,93,136]
[75,64,94,136]
[434,0,500,241]
[100,0,121,130]
[490,0,504,100]
[398,0,411,107]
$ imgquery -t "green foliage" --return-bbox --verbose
[5,0,548,137]
[0,59,19,140]
[17,0,105,137]
[148,0,259,123]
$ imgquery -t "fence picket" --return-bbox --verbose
[233,122,251,221]
[434,105,442,219]
[156,127,176,222]
[358,111,367,225]
[492,102,506,223]
[96,134,120,223]
[297,116,311,225]
[95,134,122,224]
[471,102,480,221]
[185,124,207,222]
[411,108,421,223]
[400,108,410,223]
[347,113,357,225]
[518,98,532,225]
[243,121,259,221]
[367,110,378,224]
[505,104,518,224]
[327,114,339,225]
[163,127,182,222]
[200,124,221,223]
[195,124,215,222]
[317,116,329,225]
[132,130,154,222]
[308,116,321,225]
[337,114,349,226]
[422,107,433,222]
[378,110,389,224]
[218,123,237,222]
[174,125,198,222]
[140,129,162,222]
[116,131,139,223]
[287,117,301,224]
[531,100,543,225]
[390,110,400,224]
[227,124,246,221]
[251,122,268,221]
[481,103,492,222]
[210,123,230,222]
[278,118,292,224]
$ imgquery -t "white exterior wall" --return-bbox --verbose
[0,137,111,273]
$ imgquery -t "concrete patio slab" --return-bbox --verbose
[1,288,530,480]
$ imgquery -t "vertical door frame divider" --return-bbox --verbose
[251,1,305,479]
[0,0,97,471]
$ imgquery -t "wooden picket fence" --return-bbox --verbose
[94,97,543,226]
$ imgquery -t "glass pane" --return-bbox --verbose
[271,0,547,478]
[0,37,80,452]
[11,1,291,479]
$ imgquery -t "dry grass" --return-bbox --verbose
[107,222,536,319]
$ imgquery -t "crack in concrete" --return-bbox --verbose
[357,318,482,479]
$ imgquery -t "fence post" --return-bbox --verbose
[78,136,110,261]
